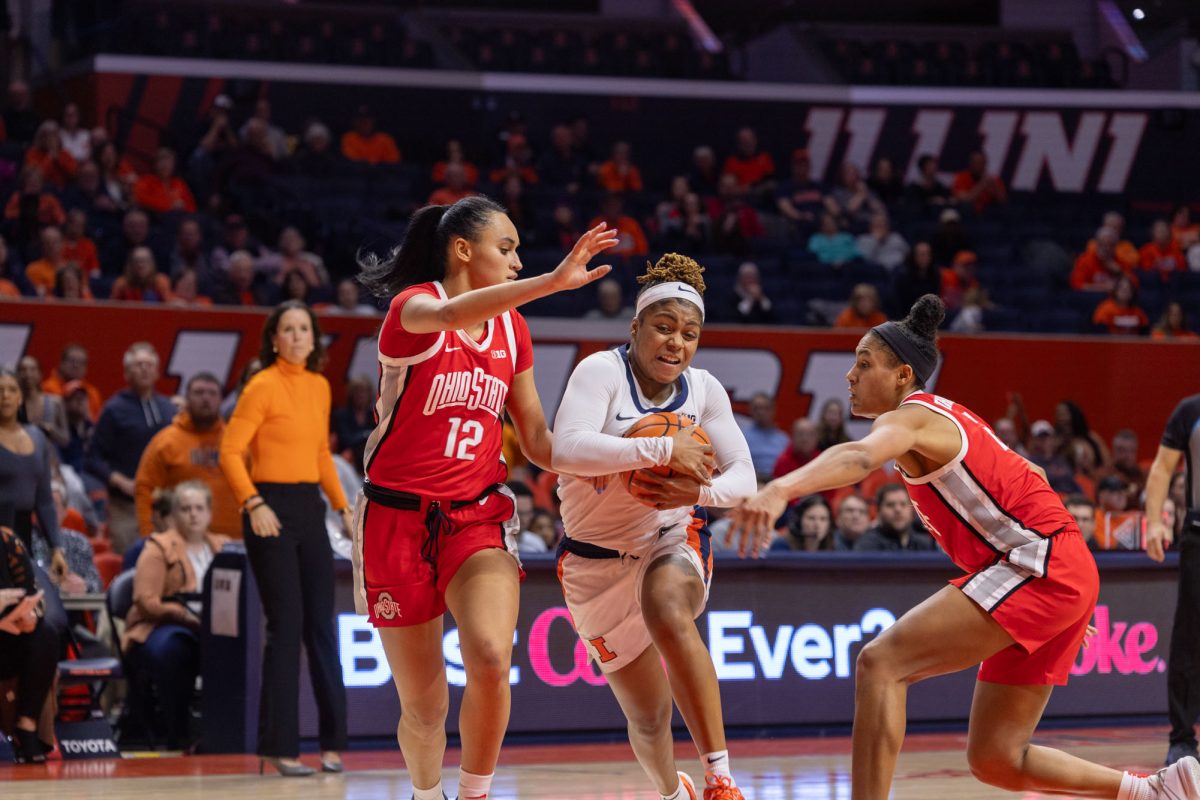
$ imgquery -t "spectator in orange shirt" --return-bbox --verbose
[61,209,100,277]
[340,106,400,165]
[596,141,643,193]
[489,131,539,186]
[4,166,66,247]
[1091,275,1148,335]
[23,121,78,189]
[834,283,888,329]
[24,226,66,295]
[1071,226,1136,291]
[940,250,981,310]
[952,150,1007,214]
[1170,204,1200,250]
[427,162,479,206]
[1075,226,1137,292]
[133,148,197,214]
[42,344,104,421]
[1151,302,1198,340]
[588,194,648,258]
[1139,219,1185,276]
[169,268,212,307]
[51,264,93,302]
[722,126,775,190]
[1086,211,1139,269]
[110,247,174,303]
[0,234,22,299]
[431,140,478,187]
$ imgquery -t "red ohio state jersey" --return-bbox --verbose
[898,392,1077,578]
[364,281,532,498]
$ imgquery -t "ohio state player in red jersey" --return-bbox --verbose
[730,295,1200,800]
[354,196,616,800]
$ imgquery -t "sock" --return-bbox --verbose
[661,774,688,800]
[702,750,733,785]
[457,769,494,800]
[1117,771,1151,800]
[413,781,445,800]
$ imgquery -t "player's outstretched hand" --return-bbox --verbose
[548,223,618,292]
[727,484,788,559]
[1146,519,1172,563]
[629,472,703,510]
[667,427,714,485]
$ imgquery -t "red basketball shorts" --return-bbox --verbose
[351,486,523,627]
[952,528,1099,686]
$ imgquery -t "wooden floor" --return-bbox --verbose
[0,725,1171,799]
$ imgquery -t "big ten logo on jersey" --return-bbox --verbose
[423,368,509,418]
[801,107,1146,194]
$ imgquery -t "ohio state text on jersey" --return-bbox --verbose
[364,281,533,499]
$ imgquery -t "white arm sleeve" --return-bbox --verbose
[697,373,757,508]
[551,353,673,477]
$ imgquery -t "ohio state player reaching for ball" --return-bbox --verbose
[354,196,616,800]
[729,294,1200,800]
[552,254,756,800]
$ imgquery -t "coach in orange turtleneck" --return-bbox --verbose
[218,300,350,776]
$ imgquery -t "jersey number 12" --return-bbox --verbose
[444,417,484,461]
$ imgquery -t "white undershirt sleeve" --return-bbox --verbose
[697,373,757,508]
[551,353,673,477]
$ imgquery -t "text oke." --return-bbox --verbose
[423,367,509,418]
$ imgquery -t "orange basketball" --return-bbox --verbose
[618,412,711,506]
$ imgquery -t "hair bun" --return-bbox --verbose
[904,294,945,340]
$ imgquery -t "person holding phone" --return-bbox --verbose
[0,525,54,764]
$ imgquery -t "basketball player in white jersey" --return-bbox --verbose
[551,254,757,800]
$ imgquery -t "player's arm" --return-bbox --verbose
[1144,444,1183,562]
[399,225,617,334]
[727,408,921,557]
[505,368,552,471]
[550,355,674,478]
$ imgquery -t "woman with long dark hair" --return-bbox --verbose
[731,295,1198,799]
[219,301,352,777]
[0,368,68,580]
[354,196,616,800]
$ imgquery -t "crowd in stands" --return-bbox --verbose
[820,36,1117,88]
[4,70,1200,334]
[3,80,1198,336]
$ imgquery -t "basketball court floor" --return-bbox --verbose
[1,724,1169,799]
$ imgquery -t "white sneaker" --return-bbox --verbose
[1148,756,1200,799]
[677,771,698,800]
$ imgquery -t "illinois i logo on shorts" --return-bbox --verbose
[373,591,402,621]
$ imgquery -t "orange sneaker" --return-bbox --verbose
[703,775,745,800]
[678,771,698,800]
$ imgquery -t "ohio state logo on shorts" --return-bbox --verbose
[373,591,402,620]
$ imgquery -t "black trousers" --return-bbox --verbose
[127,624,199,749]
[0,618,58,721]
[1169,513,1200,746]
[243,483,347,757]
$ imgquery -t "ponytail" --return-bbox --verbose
[359,196,507,298]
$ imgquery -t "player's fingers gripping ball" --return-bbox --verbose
[619,411,712,507]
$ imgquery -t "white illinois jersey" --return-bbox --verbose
[552,345,755,553]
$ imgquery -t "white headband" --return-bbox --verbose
[634,281,705,321]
